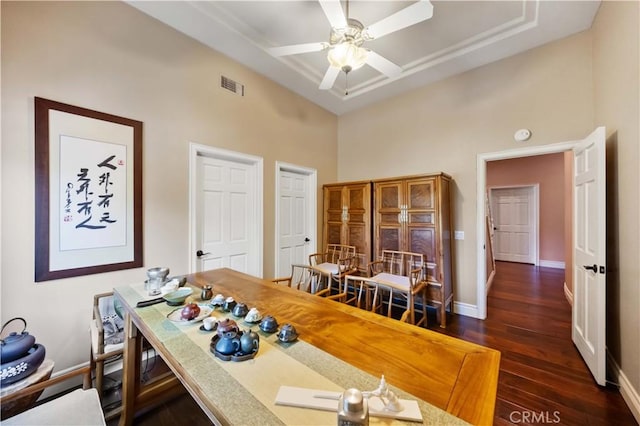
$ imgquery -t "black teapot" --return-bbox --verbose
[240,329,260,353]
[215,331,241,355]
[1,318,35,363]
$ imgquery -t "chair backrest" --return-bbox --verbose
[371,250,425,279]
[325,244,356,264]
[273,264,320,293]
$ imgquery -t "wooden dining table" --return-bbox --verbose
[114,268,500,425]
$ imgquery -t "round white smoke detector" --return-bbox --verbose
[514,129,532,142]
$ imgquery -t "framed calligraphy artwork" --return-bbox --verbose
[34,97,143,281]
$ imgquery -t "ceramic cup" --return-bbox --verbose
[211,294,225,306]
[245,308,262,323]
[222,297,236,312]
[203,317,217,331]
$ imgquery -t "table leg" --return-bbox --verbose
[119,312,142,426]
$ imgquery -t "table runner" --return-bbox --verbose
[118,282,468,425]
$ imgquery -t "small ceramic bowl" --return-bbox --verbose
[232,302,249,318]
[163,288,193,305]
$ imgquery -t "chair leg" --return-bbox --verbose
[95,360,104,401]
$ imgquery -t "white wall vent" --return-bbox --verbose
[220,75,244,96]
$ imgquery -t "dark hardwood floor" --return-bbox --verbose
[437,261,636,425]
[105,262,637,425]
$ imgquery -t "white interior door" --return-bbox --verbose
[491,186,537,264]
[275,163,316,279]
[572,126,606,386]
[195,155,258,275]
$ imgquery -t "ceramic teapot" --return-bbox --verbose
[216,318,239,337]
[277,323,298,342]
[215,331,241,355]
[0,318,35,363]
[180,303,201,321]
[259,315,279,333]
[240,329,260,354]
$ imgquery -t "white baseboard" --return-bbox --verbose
[563,282,574,306]
[539,260,565,269]
[454,301,480,319]
[607,350,640,424]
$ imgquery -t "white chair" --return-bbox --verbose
[0,366,105,425]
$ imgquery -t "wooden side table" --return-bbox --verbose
[0,359,54,419]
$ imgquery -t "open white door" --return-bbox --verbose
[572,126,606,386]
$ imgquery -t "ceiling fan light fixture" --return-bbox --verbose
[327,42,368,73]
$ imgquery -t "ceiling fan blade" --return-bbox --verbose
[319,0,347,29]
[366,0,434,39]
[268,42,326,57]
[319,66,340,90]
[366,51,402,78]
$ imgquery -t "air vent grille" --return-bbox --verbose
[221,75,244,96]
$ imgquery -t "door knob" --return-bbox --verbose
[196,250,210,258]
[304,237,311,242]
[583,264,597,272]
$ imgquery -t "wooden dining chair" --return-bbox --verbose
[0,366,104,425]
[308,244,358,300]
[367,250,428,327]
[272,264,321,293]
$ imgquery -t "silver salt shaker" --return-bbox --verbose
[337,388,369,426]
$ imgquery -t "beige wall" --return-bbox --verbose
[1,2,337,371]
[338,0,639,409]
[592,0,640,403]
[486,153,565,264]
[338,31,594,305]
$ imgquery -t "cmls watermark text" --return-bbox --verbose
[509,411,561,424]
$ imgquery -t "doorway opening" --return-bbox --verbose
[476,140,577,319]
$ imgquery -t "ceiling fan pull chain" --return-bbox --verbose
[345,72,349,96]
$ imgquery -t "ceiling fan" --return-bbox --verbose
[268,0,434,92]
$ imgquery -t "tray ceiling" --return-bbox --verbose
[128,1,600,115]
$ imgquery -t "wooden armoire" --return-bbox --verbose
[322,181,372,273]
[373,173,454,327]
[321,173,454,327]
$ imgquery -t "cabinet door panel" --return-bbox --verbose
[409,212,434,224]
[326,222,342,245]
[327,187,343,210]
[379,183,402,209]
[379,227,402,252]
[407,179,434,210]
[407,227,436,262]
[323,182,372,273]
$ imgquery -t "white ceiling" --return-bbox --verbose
[128,0,601,115]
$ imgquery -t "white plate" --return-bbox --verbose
[167,306,213,324]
